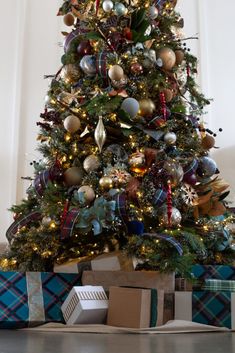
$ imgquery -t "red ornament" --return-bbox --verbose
[77,40,93,56]
[123,27,132,40]
[167,180,173,227]
[130,63,143,75]
[160,92,167,120]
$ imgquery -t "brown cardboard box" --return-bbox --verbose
[107,286,151,328]
[175,278,193,291]
[82,270,175,293]
[91,251,135,271]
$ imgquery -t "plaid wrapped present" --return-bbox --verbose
[192,265,235,280]
[175,291,235,329]
[0,272,81,329]
[202,279,235,292]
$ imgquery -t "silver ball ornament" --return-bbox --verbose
[42,216,52,227]
[114,2,127,16]
[159,207,182,227]
[79,55,96,76]
[83,155,101,173]
[102,0,114,12]
[63,115,81,133]
[149,5,159,19]
[121,98,140,118]
[164,132,177,145]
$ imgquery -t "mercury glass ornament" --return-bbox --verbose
[63,115,81,133]
[164,132,177,145]
[121,98,139,118]
[149,5,158,19]
[83,155,101,172]
[159,207,182,227]
[157,48,176,70]
[77,185,96,203]
[108,65,124,81]
[163,160,184,187]
[79,55,97,76]
[114,2,127,16]
[64,167,84,186]
[102,0,114,12]
[94,116,107,153]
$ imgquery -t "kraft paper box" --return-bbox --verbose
[91,251,135,271]
[175,291,235,329]
[61,286,108,325]
[0,271,81,329]
[54,259,91,274]
[82,270,175,293]
[107,286,164,328]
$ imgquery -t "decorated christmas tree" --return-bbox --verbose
[1,0,234,275]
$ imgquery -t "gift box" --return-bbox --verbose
[202,279,235,292]
[175,278,193,291]
[107,286,164,328]
[82,270,175,293]
[192,265,235,281]
[54,259,91,274]
[0,271,81,329]
[91,251,135,271]
[61,286,108,325]
[175,291,235,329]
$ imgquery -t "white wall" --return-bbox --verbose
[0,0,235,241]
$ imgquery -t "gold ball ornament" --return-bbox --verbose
[157,48,176,71]
[64,167,84,186]
[139,99,156,117]
[99,176,114,190]
[63,115,81,133]
[77,185,96,203]
[201,134,215,150]
[108,65,124,81]
[63,13,75,26]
[83,155,101,172]
[60,64,81,83]
[175,50,185,66]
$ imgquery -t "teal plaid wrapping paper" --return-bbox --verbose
[202,279,235,292]
[192,291,232,329]
[0,272,81,329]
[192,265,235,280]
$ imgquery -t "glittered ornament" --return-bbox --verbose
[77,185,96,203]
[114,2,127,16]
[63,13,75,26]
[107,167,132,186]
[42,216,52,227]
[201,135,215,150]
[139,99,156,117]
[175,50,185,66]
[163,160,184,187]
[102,0,114,12]
[77,40,93,56]
[60,64,81,83]
[99,176,113,190]
[63,115,81,133]
[159,207,182,227]
[79,55,97,76]
[181,183,198,206]
[83,155,101,172]
[108,65,124,81]
[164,132,177,145]
[64,167,84,186]
[94,116,107,153]
[130,63,143,75]
[157,48,176,71]
[128,151,145,168]
[121,98,139,118]
[198,157,217,177]
[149,5,158,19]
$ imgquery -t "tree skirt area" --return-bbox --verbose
[23,320,231,334]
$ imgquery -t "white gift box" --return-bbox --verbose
[61,286,108,325]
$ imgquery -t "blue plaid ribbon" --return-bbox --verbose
[143,233,183,256]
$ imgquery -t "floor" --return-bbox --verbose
[0,331,234,353]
